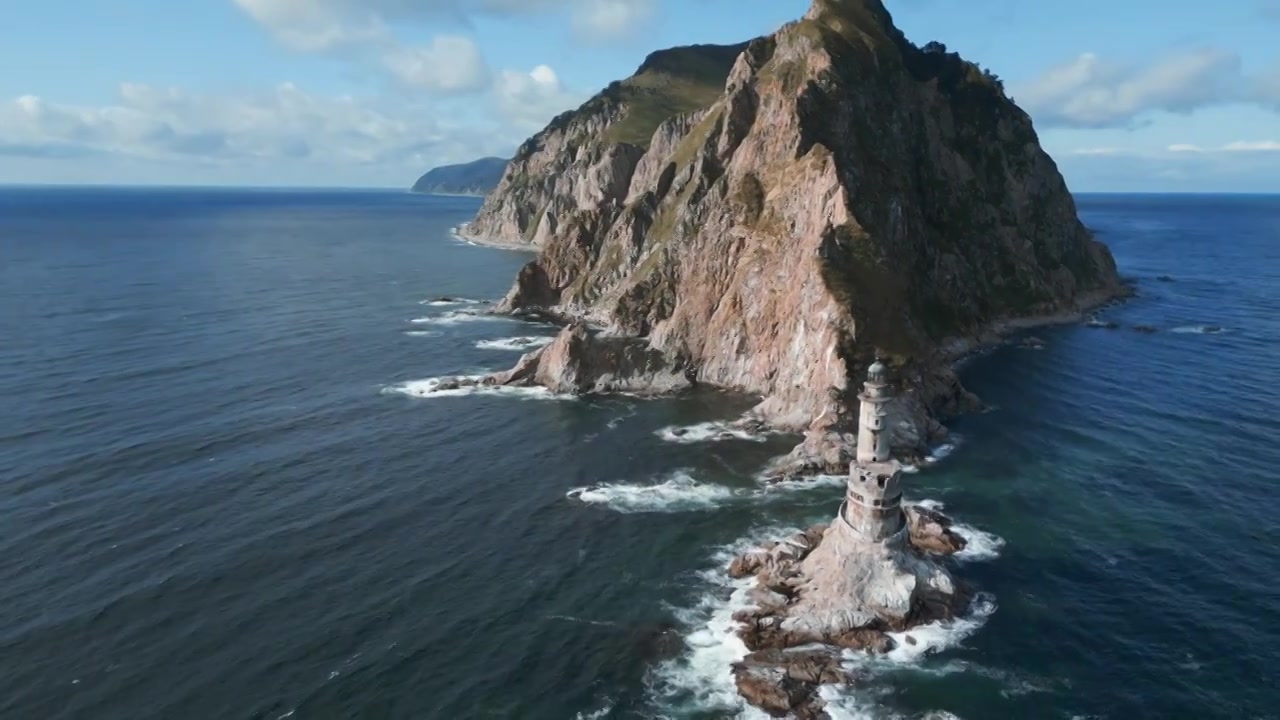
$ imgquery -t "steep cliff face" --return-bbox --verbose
[466,0,1124,441]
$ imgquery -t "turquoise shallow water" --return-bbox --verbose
[1,189,1277,719]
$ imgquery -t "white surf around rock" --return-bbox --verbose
[475,336,555,352]
[649,528,797,718]
[655,420,778,444]
[409,309,504,326]
[419,297,485,307]
[383,375,570,401]
[904,499,1005,563]
[1170,325,1227,335]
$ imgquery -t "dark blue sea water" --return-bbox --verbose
[1,188,1277,719]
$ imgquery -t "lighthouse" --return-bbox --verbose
[841,360,906,541]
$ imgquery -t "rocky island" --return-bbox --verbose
[436,1,1126,712]
[449,0,1123,466]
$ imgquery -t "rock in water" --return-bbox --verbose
[727,505,972,715]
[488,323,694,395]
[465,0,1124,445]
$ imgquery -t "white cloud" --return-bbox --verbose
[494,64,584,132]
[1223,140,1280,151]
[232,0,385,52]
[0,83,501,169]
[231,0,657,55]
[1015,49,1246,128]
[1070,147,1123,156]
[1167,140,1280,154]
[572,0,655,41]
[382,36,490,92]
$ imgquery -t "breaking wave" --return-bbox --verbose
[382,375,569,401]
[567,472,846,514]
[648,528,796,717]
[908,499,1005,563]
[475,336,554,352]
[1170,325,1227,335]
[402,330,440,338]
[419,297,484,307]
[952,524,1007,562]
[409,310,503,326]
[567,472,742,513]
[655,420,777,444]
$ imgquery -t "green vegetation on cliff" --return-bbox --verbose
[524,43,748,155]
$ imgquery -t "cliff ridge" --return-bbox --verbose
[458,0,1125,463]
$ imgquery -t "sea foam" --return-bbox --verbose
[475,336,554,352]
[908,499,1005,562]
[1170,325,1227,335]
[567,472,742,513]
[384,375,566,401]
[567,472,845,514]
[656,420,778,444]
[649,529,797,718]
[409,309,503,326]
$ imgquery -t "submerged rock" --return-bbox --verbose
[1132,324,1160,334]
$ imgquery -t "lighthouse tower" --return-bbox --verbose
[841,360,906,541]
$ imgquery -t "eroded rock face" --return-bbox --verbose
[483,323,694,395]
[727,504,972,716]
[466,0,1124,448]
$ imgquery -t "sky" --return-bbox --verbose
[1,0,1278,192]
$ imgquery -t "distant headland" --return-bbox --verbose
[410,156,509,197]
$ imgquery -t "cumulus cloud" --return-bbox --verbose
[1015,49,1246,128]
[232,0,655,54]
[0,83,497,168]
[382,36,490,92]
[494,64,584,131]
[572,0,655,40]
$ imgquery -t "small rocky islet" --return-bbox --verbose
[426,0,1128,714]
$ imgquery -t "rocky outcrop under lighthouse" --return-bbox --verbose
[727,505,969,717]
[455,0,1126,466]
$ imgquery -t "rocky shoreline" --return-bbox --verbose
[423,280,1130,477]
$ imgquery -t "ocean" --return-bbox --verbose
[1,187,1277,719]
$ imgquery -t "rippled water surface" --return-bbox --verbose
[2,188,1277,719]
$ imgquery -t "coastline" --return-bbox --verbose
[452,223,538,251]
[937,284,1136,365]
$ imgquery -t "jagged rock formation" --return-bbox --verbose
[728,504,970,717]
[411,156,509,196]
[462,0,1125,455]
